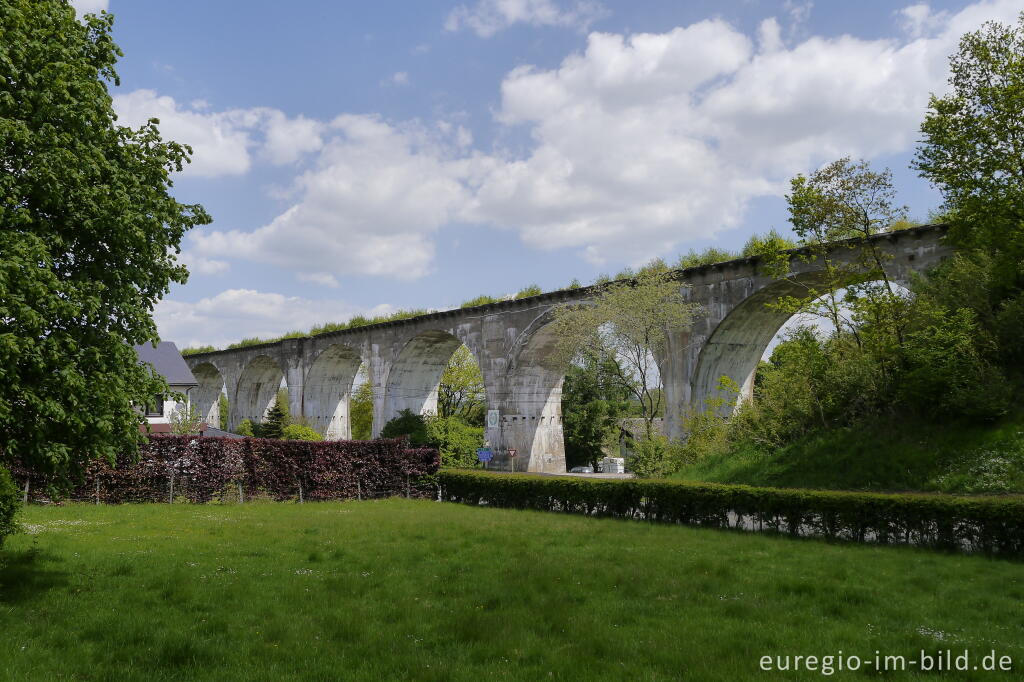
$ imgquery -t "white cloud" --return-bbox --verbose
[173,0,1022,278]
[445,0,608,37]
[462,1,1023,265]
[179,251,230,276]
[154,289,394,349]
[899,4,951,38]
[112,91,324,176]
[70,0,108,16]
[193,115,483,278]
[297,272,340,288]
[260,111,324,165]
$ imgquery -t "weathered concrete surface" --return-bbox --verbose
[185,224,952,472]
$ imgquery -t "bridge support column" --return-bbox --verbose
[486,371,566,473]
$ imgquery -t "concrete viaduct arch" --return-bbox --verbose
[184,224,952,473]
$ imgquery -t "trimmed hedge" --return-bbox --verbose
[438,470,1024,556]
[10,436,439,505]
[0,465,18,549]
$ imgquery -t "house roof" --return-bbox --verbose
[203,427,246,439]
[135,341,198,387]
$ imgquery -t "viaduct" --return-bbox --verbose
[184,224,952,473]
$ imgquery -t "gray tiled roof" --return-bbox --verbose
[134,341,198,386]
[202,427,246,439]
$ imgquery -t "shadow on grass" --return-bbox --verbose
[0,548,69,605]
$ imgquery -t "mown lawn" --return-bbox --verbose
[1,499,1021,681]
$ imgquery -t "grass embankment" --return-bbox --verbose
[674,412,1024,494]
[1,500,1022,680]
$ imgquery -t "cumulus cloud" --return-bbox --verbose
[70,0,108,16]
[154,289,394,349]
[112,90,324,176]
[193,115,484,278]
[462,0,1023,265]
[171,0,1023,278]
[179,251,230,276]
[445,0,608,37]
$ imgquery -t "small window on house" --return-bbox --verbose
[145,394,164,417]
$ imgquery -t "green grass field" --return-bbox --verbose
[1,500,1021,681]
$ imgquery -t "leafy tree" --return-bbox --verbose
[561,356,630,469]
[914,12,1024,289]
[437,345,486,425]
[169,403,203,435]
[350,376,374,440]
[781,158,911,351]
[0,464,18,549]
[551,268,700,438]
[0,1,210,486]
[218,394,229,431]
[425,416,483,467]
[236,420,255,438]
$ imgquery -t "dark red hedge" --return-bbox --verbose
[10,436,439,504]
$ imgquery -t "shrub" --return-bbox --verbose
[425,416,483,467]
[438,470,1024,556]
[14,436,440,505]
[236,419,255,437]
[380,409,430,446]
[630,435,687,478]
[0,465,19,549]
[282,424,323,441]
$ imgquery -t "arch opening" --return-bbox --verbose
[304,344,362,440]
[350,362,374,440]
[235,355,286,429]
[384,330,465,420]
[191,362,225,429]
[382,332,489,465]
[693,273,912,416]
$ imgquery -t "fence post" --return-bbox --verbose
[168,469,175,504]
[356,479,362,501]
[298,481,304,504]
[405,473,410,499]
[23,478,29,505]
[95,477,100,505]
[237,481,244,504]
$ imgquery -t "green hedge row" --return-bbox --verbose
[438,470,1024,556]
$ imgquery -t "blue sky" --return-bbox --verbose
[70,0,1023,348]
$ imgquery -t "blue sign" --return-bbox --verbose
[476,448,493,463]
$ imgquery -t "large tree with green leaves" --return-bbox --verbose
[551,268,700,439]
[561,355,631,470]
[780,157,911,347]
[914,12,1024,289]
[0,1,210,486]
[437,345,486,425]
